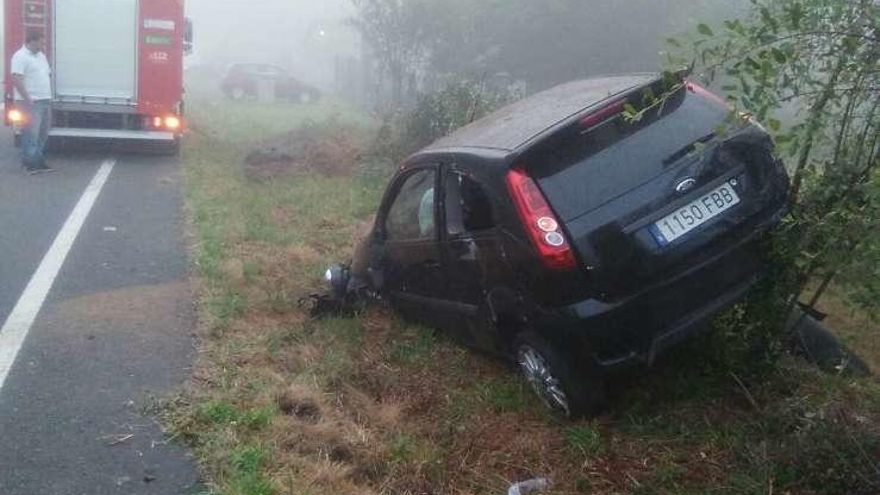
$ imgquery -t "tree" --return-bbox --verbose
[351,0,732,102]
[349,0,431,105]
[671,0,880,329]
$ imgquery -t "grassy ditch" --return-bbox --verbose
[166,97,880,495]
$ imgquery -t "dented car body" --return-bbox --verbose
[330,73,790,417]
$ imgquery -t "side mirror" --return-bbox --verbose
[184,17,194,55]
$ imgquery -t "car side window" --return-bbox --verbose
[445,172,494,236]
[385,169,437,241]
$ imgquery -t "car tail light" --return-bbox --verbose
[506,168,577,271]
[579,98,626,129]
[152,116,163,128]
[7,108,24,125]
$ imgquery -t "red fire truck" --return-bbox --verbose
[4,0,191,150]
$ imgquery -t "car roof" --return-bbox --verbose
[423,73,658,154]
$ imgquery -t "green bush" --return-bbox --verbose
[365,78,522,175]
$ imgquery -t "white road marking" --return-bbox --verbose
[0,159,116,393]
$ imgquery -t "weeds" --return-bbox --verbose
[479,377,531,414]
[208,292,247,328]
[389,325,437,364]
[200,401,238,425]
[565,423,604,458]
[168,96,880,495]
[229,446,275,495]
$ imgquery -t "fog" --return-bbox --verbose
[185,0,356,91]
[0,0,749,100]
[184,0,749,100]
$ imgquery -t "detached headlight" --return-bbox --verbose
[324,264,350,298]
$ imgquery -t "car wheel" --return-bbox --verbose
[231,87,247,100]
[514,332,605,419]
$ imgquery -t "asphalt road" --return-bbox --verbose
[0,139,201,494]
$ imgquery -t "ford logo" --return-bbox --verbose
[675,178,697,194]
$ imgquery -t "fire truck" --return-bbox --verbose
[4,0,191,151]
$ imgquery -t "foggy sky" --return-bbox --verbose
[1,0,750,90]
[185,0,357,85]
[183,0,748,88]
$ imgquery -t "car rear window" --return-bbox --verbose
[529,90,730,221]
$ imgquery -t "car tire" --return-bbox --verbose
[514,331,605,419]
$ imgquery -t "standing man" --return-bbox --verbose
[11,29,53,173]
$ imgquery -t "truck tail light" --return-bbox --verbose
[7,108,24,125]
[145,115,183,130]
[164,115,181,130]
[506,168,577,271]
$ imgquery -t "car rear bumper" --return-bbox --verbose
[536,204,786,371]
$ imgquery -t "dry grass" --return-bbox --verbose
[244,119,368,180]
[166,98,880,495]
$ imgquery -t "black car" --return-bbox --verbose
[327,73,790,418]
[221,63,322,103]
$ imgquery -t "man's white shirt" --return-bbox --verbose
[10,45,52,101]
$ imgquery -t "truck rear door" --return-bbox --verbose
[54,0,138,103]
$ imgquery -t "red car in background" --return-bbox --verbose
[221,63,322,103]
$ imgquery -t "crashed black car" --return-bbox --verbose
[325,73,790,418]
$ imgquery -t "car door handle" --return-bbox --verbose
[424,261,441,269]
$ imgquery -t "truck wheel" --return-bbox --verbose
[166,139,182,156]
[514,332,605,419]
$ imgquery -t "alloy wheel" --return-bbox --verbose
[518,345,571,417]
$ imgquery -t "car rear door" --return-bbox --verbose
[527,86,788,298]
[378,166,450,326]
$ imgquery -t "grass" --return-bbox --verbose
[164,95,880,495]
[565,423,604,458]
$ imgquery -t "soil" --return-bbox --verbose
[244,120,367,180]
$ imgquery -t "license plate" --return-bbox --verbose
[651,182,740,246]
